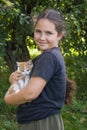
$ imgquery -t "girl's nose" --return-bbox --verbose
[40,33,45,40]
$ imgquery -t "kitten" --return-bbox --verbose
[9,60,33,94]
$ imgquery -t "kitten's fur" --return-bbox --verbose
[9,60,33,93]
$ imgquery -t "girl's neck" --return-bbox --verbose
[41,45,59,53]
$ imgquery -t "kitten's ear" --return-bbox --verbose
[28,59,33,63]
[16,62,19,67]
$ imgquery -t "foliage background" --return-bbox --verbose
[0,0,87,129]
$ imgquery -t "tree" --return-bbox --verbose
[0,0,87,98]
[0,0,86,71]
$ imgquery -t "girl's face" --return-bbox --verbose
[34,19,62,51]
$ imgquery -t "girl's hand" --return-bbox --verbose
[9,71,24,84]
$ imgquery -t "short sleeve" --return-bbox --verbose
[31,52,57,81]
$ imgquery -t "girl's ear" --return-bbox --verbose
[57,32,64,41]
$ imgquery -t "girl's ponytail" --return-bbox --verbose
[65,77,76,105]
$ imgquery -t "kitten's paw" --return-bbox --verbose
[15,89,20,93]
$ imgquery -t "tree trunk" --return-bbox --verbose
[4,40,30,72]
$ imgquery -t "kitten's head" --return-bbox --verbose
[16,60,33,75]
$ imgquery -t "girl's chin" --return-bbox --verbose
[39,46,49,51]
[40,48,48,51]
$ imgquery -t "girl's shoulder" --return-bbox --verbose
[41,47,61,55]
[45,47,62,58]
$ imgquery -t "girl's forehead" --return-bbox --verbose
[36,18,53,24]
[35,19,55,29]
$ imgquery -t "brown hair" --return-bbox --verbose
[65,77,76,105]
[35,9,66,36]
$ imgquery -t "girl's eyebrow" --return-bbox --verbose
[35,28,53,35]
[46,31,53,34]
[35,29,41,32]
[35,29,52,33]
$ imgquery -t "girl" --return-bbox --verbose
[4,9,75,130]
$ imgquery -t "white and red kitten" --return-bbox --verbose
[9,60,33,93]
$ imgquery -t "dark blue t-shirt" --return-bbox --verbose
[17,47,66,124]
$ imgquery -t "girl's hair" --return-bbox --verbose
[35,9,66,36]
[65,77,76,105]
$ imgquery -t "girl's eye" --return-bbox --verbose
[35,29,41,34]
[46,31,52,35]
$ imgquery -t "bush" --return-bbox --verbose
[65,54,87,100]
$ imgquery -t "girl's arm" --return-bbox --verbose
[4,76,46,105]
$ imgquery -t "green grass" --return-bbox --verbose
[0,115,18,130]
[62,100,87,130]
